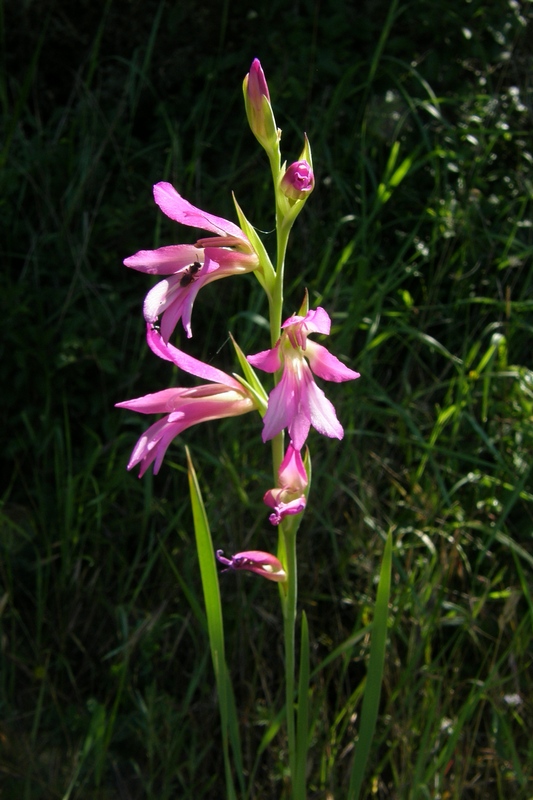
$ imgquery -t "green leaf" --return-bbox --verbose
[232,193,276,293]
[347,529,393,800]
[295,611,310,799]
[186,447,243,799]
[230,333,269,415]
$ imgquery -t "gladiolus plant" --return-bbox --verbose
[117,59,392,800]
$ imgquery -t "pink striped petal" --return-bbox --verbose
[153,182,246,243]
[305,341,360,383]
[124,244,203,275]
[146,327,243,389]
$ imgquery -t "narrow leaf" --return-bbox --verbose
[186,447,243,798]
[295,611,310,798]
[347,529,393,800]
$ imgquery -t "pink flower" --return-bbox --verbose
[280,160,315,201]
[124,182,259,340]
[216,550,287,583]
[264,444,308,525]
[247,307,360,449]
[116,327,256,476]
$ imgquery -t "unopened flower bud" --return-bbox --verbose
[246,58,270,106]
[243,59,279,154]
[264,444,308,526]
[280,160,315,201]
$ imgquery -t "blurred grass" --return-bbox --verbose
[1,0,532,797]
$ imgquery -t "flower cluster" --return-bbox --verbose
[117,59,360,581]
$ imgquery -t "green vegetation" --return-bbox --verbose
[2,0,532,797]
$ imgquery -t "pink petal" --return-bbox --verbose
[160,278,204,340]
[305,341,360,383]
[247,344,282,373]
[127,416,178,476]
[143,277,179,323]
[288,408,312,452]
[115,388,187,414]
[124,244,203,275]
[153,182,246,243]
[303,375,344,440]
[247,59,270,103]
[146,327,244,390]
[281,306,331,337]
[122,390,255,477]
[266,495,307,525]
[261,368,301,443]
[303,307,331,335]
[216,549,286,582]
[203,247,259,273]
[278,444,308,491]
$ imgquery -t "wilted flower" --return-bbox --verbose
[248,306,360,449]
[280,160,315,201]
[216,550,287,582]
[264,444,308,525]
[124,182,259,340]
[116,327,256,476]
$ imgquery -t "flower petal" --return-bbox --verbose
[146,327,244,389]
[124,244,203,275]
[247,344,282,373]
[116,387,188,414]
[305,341,360,383]
[265,494,307,525]
[216,549,286,582]
[278,444,308,491]
[153,182,246,243]
[303,374,344,440]
[260,368,301,443]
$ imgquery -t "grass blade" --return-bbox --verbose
[295,610,310,799]
[186,447,243,799]
[347,529,393,800]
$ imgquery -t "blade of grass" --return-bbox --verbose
[294,610,310,799]
[347,529,393,800]
[186,446,243,799]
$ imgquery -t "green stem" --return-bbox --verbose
[281,522,298,795]
[266,140,303,797]
[268,147,290,481]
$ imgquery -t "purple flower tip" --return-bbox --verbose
[247,58,270,103]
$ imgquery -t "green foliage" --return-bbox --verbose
[1,0,532,797]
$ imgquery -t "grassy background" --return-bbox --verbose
[1,0,532,797]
